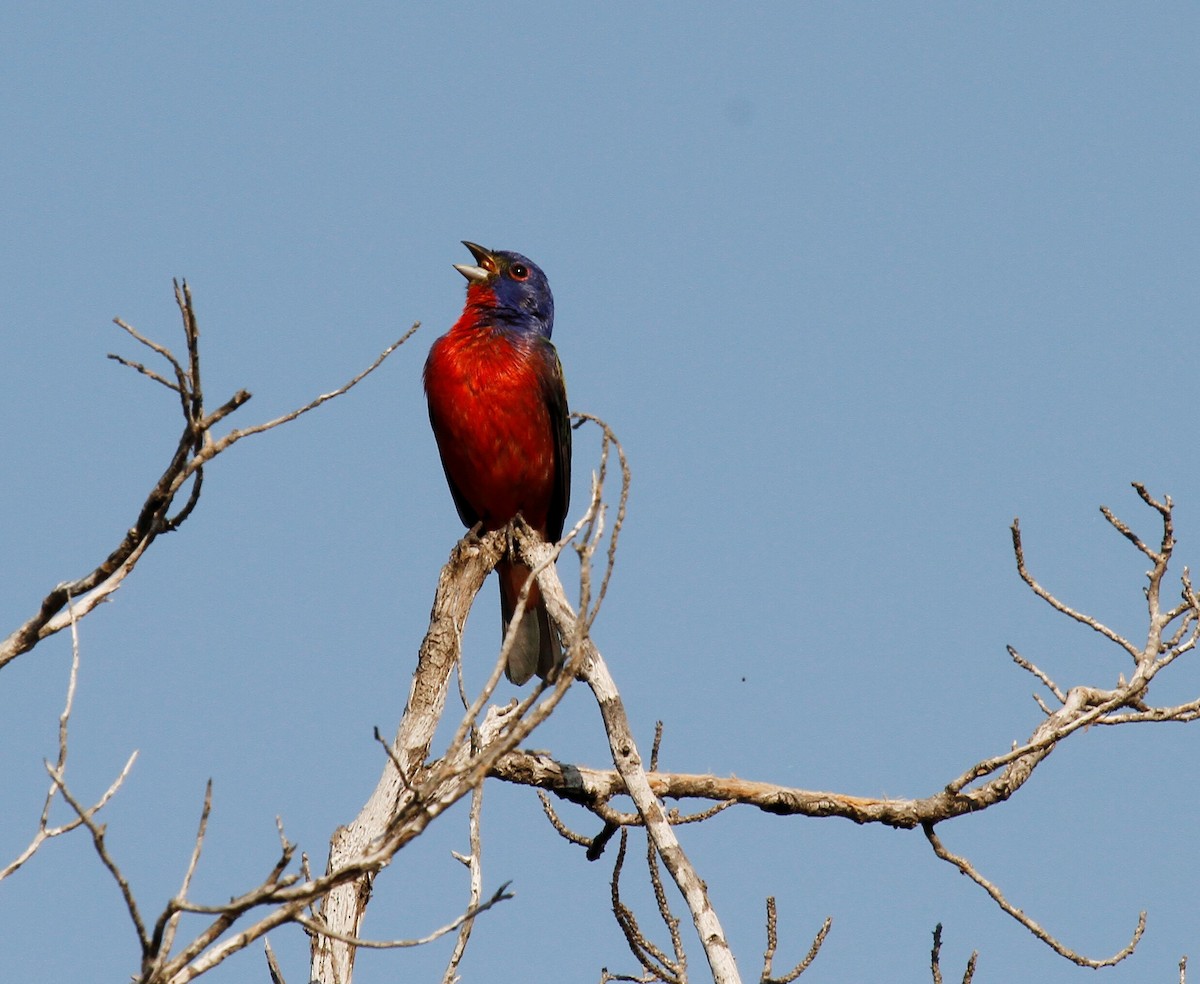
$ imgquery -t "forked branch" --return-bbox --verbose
[0,281,413,671]
[0,603,136,883]
[495,485,1199,973]
[930,924,977,984]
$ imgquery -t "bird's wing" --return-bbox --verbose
[440,457,481,530]
[540,343,572,541]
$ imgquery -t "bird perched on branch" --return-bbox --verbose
[424,242,572,684]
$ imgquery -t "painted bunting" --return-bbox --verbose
[424,242,571,684]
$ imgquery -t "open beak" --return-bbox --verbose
[454,241,497,283]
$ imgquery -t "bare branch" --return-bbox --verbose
[492,749,962,828]
[442,782,486,984]
[1010,518,1141,660]
[112,313,189,393]
[297,882,513,950]
[107,352,182,392]
[498,489,1200,843]
[151,781,215,970]
[929,924,977,984]
[515,531,740,984]
[570,412,632,630]
[923,823,1144,967]
[1,285,415,671]
[311,526,583,983]
[1007,645,1066,704]
[644,828,686,980]
[538,790,599,849]
[610,830,684,984]
[495,486,1198,977]
[759,898,829,984]
[1132,481,1173,523]
[199,324,418,450]
[1,599,135,881]
[264,938,287,984]
[18,368,1194,984]
[50,756,148,952]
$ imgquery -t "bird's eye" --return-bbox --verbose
[509,263,529,281]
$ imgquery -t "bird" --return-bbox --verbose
[424,242,572,684]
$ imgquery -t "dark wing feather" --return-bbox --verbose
[539,341,572,540]
[425,403,481,529]
[441,457,481,529]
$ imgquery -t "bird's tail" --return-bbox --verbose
[496,558,564,685]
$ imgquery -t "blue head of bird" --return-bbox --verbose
[455,241,555,338]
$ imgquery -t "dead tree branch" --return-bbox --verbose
[306,416,634,981]
[930,924,977,984]
[923,823,1143,967]
[492,485,1199,972]
[307,528,582,983]
[442,781,486,983]
[759,898,829,984]
[610,829,686,984]
[507,437,742,984]
[31,409,623,984]
[0,281,413,671]
[1,602,136,882]
[12,307,1196,984]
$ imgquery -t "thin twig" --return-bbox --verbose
[760,898,829,984]
[49,756,148,951]
[923,823,1144,967]
[1007,645,1066,704]
[442,782,486,983]
[538,790,597,849]
[1011,519,1141,660]
[107,353,182,392]
[151,781,215,970]
[0,594,136,881]
[931,923,944,984]
[299,883,513,949]
[264,937,287,984]
[610,830,682,984]
[1,287,415,671]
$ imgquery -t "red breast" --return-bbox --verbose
[425,324,557,533]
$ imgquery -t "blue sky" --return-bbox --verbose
[1,3,1198,981]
